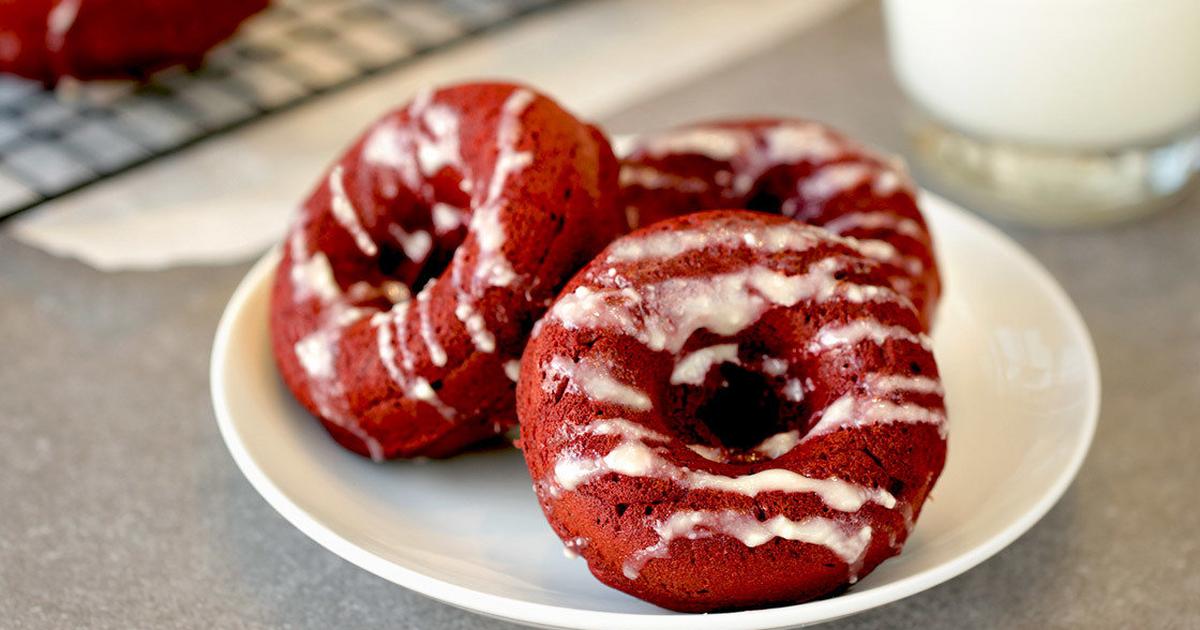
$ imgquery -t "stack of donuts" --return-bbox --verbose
[269,81,947,612]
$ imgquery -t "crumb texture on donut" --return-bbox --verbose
[271,82,624,459]
[518,211,947,612]
[619,119,941,328]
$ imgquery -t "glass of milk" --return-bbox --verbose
[883,0,1200,227]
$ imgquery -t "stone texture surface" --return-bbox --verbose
[2,1,1197,628]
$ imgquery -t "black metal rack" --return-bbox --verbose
[0,0,571,222]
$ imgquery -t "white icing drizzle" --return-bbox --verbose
[737,123,848,195]
[671,344,740,385]
[870,374,945,396]
[46,0,80,52]
[289,231,341,303]
[328,165,379,257]
[431,203,466,233]
[623,509,872,580]
[798,162,911,205]
[686,443,727,462]
[637,128,750,161]
[504,359,521,383]
[468,89,534,291]
[287,230,386,461]
[372,309,409,388]
[603,218,902,282]
[388,224,432,263]
[551,419,894,511]
[415,102,462,177]
[544,356,652,411]
[605,219,819,264]
[363,121,422,191]
[761,356,789,377]
[372,308,457,421]
[586,417,671,442]
[754,430,801,459]
[809,319,932,353]
[806,373,947,440]
[295,330,335,380]
[416,281,447,367]
[823,211,925,240]
[454,301,496,354]
[619,165,709,193]
[563,536,589,560]
[762,123,845,166]
[783,378,805,402]
[550,259,903,355]
[441,89,536,360]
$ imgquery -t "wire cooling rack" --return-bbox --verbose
[0,0,572,222]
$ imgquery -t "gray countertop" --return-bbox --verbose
[2,2,1197,628]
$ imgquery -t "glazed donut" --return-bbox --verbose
[618,119,941,328]
[271,82,623,460]
[518,211,947,612]
[0,0,267,83]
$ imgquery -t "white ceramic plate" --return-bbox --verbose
[211,191,1099,629]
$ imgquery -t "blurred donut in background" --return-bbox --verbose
[0,0,268,84]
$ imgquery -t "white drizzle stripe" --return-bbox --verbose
[671,344,740,385]
[606,220,818,263]
[637,128,750,161]
[328,165,379,257]
[755,430,801,459]
[416,281,447,367]
[454,301,496,353]
[416,103,462,177]
[783,378,805,402]
[551,420,894,512]
[431,203,465,233]
[761,356,789,376]
[808,393,946,440]
[761,123,846,165]
[870,374,945,396]
[797,162,911,205]
[809,319,932,353]
[823,211,925,240]
[549,260,904,355]
[687,444,726,462]
[545,356,652,411]
[504,359,521,382]
[363,122,422,191]
[603,219,899,276]
[388,224,432,263]
[46,0,80,52]
[288,231,386,461]
[620,165,709,193]
[371,308,457,421]
[623,510,872,580]
[289,230,340,304]
[468,89,534,291]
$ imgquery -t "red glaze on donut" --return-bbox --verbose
[518,211,947,612]
[0,0,267,83]
[271,82,623,460]
[619,120,941,328]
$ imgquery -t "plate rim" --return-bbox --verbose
[210,191,1100,629]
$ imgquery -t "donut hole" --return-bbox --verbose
[691,360,792,453]
[744,185,787,216]
[376,215,467,294]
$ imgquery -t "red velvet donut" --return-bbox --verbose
[519,211,947,612]
[271,82,623,460]
[619,119,941,328]
[0,0,267,83]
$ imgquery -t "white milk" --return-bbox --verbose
[884,0,1200,150]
